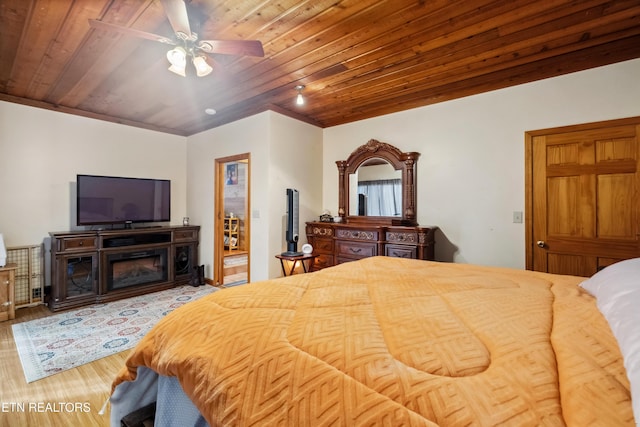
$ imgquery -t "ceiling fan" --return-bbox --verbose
[88,0,264,77]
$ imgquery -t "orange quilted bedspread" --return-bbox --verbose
[112,257,634,426]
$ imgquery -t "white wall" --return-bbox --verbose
[186,111,323,281]
[323,58,640,268]
[0,102,187,247]
[186,112,269,282]
[267,112,323,276]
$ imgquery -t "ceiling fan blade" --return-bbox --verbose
[160,0,192,39]
[198,39,264,57]
[88,19,175,45]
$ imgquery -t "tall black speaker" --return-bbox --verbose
[358,193,367,216]
[282,188,302,256]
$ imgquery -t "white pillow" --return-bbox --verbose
[580,258,640,423]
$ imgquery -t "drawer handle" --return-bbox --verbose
[3,280,8,285]
[2,301,11,307]
[349,248,362,254]
[392,251,410,258]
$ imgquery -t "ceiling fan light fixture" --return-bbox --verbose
[166,46,187,76]
[193,55,213,77]
[166,46,186,66]
[167,46,187,77]
[88,4,265,81]
[295,85,305,106]
[168,63,187,77]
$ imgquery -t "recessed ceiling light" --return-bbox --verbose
[294,85,305,105]
[204,108,217,115]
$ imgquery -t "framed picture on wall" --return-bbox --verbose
[226,163,238,185]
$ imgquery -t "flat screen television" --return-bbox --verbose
[77,174,171,226]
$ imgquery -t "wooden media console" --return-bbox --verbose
[48,226,199,311]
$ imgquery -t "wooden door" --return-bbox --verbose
[526,117,640,277]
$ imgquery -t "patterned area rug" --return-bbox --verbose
[12,285,217,383]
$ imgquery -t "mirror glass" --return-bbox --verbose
[348,158,402,217]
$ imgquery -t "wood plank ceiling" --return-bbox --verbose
[1,0,639,136]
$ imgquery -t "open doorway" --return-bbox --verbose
[214,154,250,286]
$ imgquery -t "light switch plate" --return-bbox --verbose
[513,211,523,223]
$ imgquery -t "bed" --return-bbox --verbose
[109,256,639,426]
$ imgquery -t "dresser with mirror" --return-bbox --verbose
[306,139,437,270]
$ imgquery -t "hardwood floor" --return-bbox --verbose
[223,250,248,285]
[0,305,130,426]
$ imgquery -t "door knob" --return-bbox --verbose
[537,240,546,248]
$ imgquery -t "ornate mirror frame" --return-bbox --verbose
[336,139,420,226]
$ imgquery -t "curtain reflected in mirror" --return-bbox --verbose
[357,179,402,216]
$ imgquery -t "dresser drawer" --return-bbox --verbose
[386,230,419,244]
[174,228,198,242]
[313,238,334,252]
[307,224,334,237]
[336,240,377,259]
[335,228,378,241]
[312,253,334,270]
[58,236,97,252]
[385,244,417,259]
